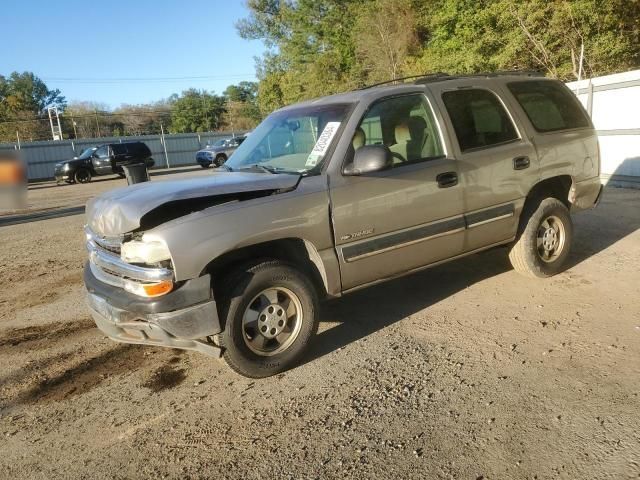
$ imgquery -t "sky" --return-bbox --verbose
[0,0,266,108]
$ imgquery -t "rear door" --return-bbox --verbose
[329,93,465,290]
[433,84,539,252]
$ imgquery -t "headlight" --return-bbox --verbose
[121,239,171,264]
[63,163,70,171]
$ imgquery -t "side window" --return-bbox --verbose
[442,89,518,152]
[94,146,109,159]
[354,94,444,167]
[508,80,590,132]
[111,144,127,156]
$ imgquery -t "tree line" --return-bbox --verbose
[2,1,638,143]
[238,0,640,113]
[0,73,261,143]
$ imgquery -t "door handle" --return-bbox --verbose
[436,171,458,188]
[513,156,530,170]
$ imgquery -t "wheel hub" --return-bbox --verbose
[257,303,287,339]
[542,227,558,251]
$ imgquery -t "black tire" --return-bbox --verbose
[214,154,227,167]
[200,163,211,169]
[509,197,573,278]
[218,260,319,378]
[74,168,92,184]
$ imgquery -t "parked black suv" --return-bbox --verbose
[55,142,154,184]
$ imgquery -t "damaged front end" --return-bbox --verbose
[84,225,222,356]
[83,171,302,356]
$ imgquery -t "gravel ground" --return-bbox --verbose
[0,186,639,479]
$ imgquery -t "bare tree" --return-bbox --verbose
[354,0,418,82]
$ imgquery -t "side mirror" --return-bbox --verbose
[343,145,393,176]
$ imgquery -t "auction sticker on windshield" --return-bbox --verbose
[305,122,341,167]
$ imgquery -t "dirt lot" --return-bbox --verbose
[9,166,205,216]
[0,184,639,479]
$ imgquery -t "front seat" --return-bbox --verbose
[406,116,427,161]
[389,122,411,165]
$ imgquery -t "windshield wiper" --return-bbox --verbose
[240,164,278,174]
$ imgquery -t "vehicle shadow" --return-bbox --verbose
[305,247,512,365]
[304,184,640,365]
[567,184,640,269]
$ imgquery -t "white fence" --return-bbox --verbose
[568,69,640,188]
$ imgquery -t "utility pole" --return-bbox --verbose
[94,109,101,137]
[160,123,170,169]
[16,130,21,149]
[71,114,78,139]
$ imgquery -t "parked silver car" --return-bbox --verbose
[84,72,602,378]
[195,136,246,168]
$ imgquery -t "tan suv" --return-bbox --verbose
[84,72,602,377]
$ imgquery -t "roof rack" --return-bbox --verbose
[358,70,544,90]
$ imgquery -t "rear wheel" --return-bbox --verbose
[218,260,319,378]
[74,168,92,184]
[509,197,573,278]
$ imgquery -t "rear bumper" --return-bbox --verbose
[84,263,222,356]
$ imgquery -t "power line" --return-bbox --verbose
[42,74,256,84]
[0,110,174,125]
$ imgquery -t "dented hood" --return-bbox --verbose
[86,171,300,236]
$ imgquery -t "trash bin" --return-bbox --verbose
[121,163,149,185]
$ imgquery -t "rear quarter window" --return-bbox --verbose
[507,80,591,132]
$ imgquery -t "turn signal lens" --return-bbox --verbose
[142,281,173,297]
[123,279,173,297]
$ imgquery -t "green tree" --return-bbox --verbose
[238,0,362,111]
[170,89,226,133]
[222,81,261,131]
[239,0,640,113]
[0,71,66,142]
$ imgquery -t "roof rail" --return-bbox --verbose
[358,74,444,90]
[455,70,545,78]
[358,70,545,90]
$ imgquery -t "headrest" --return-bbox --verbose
[408,116,427,140]
[395,122,411,144]
[352,127,365,150]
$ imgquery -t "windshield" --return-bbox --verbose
[77,147,96,160]
[211,138,227,147]
[224,104,350,174]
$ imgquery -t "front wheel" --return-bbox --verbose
[74,168,92,184]
[509,197,573,278]
[218,260,319,378]
[214,155,227,167]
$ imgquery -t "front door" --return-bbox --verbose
[91,145,113,175]
[330,93,465,290]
